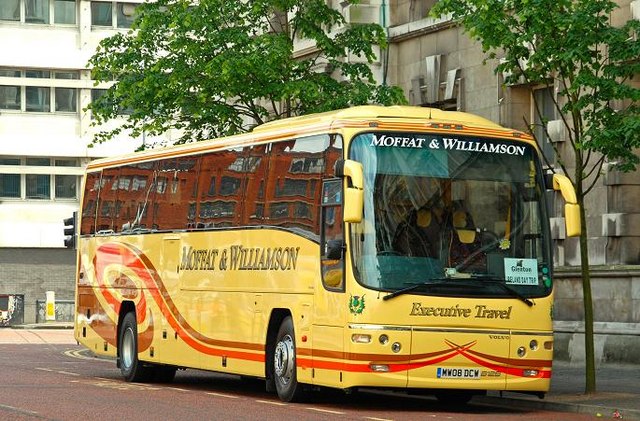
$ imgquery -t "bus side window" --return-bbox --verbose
[114,162,157,233]
[153,157,199,231]
[96,167,119,233]
[321,179,344,290]
[80,171,101,235]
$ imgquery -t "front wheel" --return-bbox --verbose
[119,312,153,382]
[272,316,304,402]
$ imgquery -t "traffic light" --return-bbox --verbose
[63,211,77,249]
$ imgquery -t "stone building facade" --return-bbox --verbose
[373,0,640,363]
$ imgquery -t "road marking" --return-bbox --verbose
[56,370,80,376]
[0,403,40,417]
[64,348,113,362]
[206,392,239,399]
[71,378,161,391]
[256,399,287,406]
[364,417,394,421]
[36,367,80,376]
[306,407,345,415]
[167,387,190,392]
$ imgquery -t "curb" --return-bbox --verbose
[474,395,640,420]
[9,323,74,330]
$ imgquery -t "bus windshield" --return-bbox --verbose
[349,131,553,300]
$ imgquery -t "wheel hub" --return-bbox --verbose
[274,334,294,382]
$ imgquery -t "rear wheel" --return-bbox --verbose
[272,316,304,402]
[119,312,153,382]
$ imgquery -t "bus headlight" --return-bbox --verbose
[369,364,390,372]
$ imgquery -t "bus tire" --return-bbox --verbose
[272,316,304,402]
[119,312,152,382]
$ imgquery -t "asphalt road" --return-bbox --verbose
[0,329,597,421]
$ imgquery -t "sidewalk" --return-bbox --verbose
[475,362,640,420]
[3,324,639,419]
[8,322,74,329]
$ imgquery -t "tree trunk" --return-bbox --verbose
[577,186,596,393]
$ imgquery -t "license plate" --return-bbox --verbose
[436,367,481,379]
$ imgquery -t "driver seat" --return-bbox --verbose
[452,210,476,244]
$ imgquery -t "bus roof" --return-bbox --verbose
[252,105,505,133]
[86,105,529,171]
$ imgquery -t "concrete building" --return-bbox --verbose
[0,0,148,323]
[1,0,639,363]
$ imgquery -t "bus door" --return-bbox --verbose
[311,179,346,387]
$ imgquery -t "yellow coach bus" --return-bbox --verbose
[73,105,580,403]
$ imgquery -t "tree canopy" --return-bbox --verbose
[87,0,406,146]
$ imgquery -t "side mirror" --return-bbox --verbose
[335,159,364,223]
[552,174,581,237]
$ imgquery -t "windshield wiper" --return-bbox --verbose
[382,276,535,307]
[476,277,534,307]
[383,280,450,301]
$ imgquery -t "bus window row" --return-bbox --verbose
[80,135,342,241]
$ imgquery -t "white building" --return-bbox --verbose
[0,0,149,323]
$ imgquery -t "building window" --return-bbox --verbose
[26,86,50,112]
[0,158,21,198]
[0,174,21,197]
[55,175,76,198]
[25,0,49,24]
[220,176,241,196]
[91,1,112,26]
[0,0,77,25]
[117,2,135,28]
[0,1,20,21]
[54,0,76,24]
[0,157,79,200]
[0,85,20,110]
[55,159,77,198]
[26,157,50,200]
[131,176,147,191]
[55,87,76,112]
[26,174,50,199]
[26,70,51,112]
[91,1,137,29]
[0,69,79,113]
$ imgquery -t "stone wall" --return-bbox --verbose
[553,267,640,364]
[0,248,76,324]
